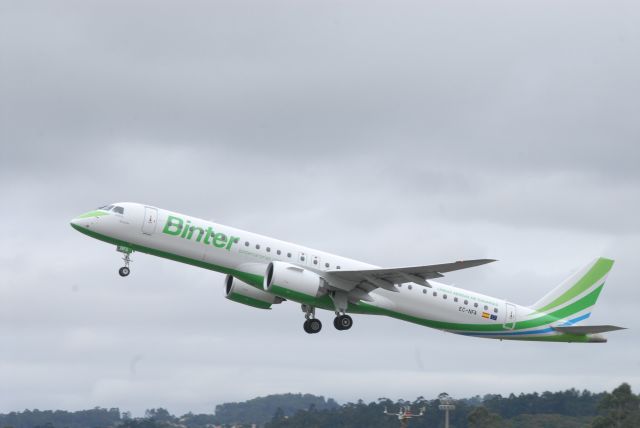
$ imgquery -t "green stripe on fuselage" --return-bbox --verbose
[515,285,603,330]
[355,284,604,333]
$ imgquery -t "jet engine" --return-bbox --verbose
[263,261,326,304]
[225,275,283,309]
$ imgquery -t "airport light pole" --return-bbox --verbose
[438,394,455,428]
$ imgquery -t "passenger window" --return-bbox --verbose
[325,262,330,268]
[443,294,447,299]
[287,253,292,258]
[494,308,498,313]
[277,250,281,255]
[484,305,488,310]
[422,289,427,294]
[474,303,478,308]
[245,241,249,247]
[256,244,260,250]
[464,300,468,305]
[408,285,412,290]
[336,265,341,269]
[266,247,271,252]
[433,292,437,297]
[454,297,458,302]
[313,259,318,265]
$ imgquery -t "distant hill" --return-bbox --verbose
[212,393,339,425]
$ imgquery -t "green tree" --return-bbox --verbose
[270,407,286,424]
[592,383,640,428]
[467,406,503,428]
[144,408,174,422]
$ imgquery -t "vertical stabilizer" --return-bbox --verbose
[529,258,614,321]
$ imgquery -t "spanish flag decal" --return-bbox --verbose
[482,312,490,319]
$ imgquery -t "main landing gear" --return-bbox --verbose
[302,304,322,334]
[330,291,353,331]
[303,318,322,334]
[301,303,353,334]
[334,314,353,331]
[117,246,133,277]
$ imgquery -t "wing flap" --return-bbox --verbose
[327,259,496,292]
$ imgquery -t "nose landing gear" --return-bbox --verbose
[117,246,133,277]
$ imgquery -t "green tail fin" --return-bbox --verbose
[530,258,614,314]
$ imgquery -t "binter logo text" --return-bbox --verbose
[162,215,239,251]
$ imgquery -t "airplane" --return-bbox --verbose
[70,202,625,342]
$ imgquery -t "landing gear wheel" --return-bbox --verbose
[334,314,353,331]
[118,249,132,277]
[303,318,322,334]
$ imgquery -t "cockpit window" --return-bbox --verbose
[113,206,124,214]
[96,205,117,212]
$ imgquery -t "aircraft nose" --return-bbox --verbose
[70,216,85,230]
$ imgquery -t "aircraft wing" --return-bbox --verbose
[552,325,626,334]
[326,259,496,292]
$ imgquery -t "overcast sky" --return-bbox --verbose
[1,0,639,417]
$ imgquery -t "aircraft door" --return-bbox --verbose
[504,303,516,330]
[142,207,158,235]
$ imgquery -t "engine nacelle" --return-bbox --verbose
[225,275,283,309]
[263,261,326,304]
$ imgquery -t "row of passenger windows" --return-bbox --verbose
[399,284,499,313]
[243,240,341,269]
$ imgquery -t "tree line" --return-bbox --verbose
[1,384,638,428]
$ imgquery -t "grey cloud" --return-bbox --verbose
[2,0,640,417]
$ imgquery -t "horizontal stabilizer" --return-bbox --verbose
[552,325,626,335]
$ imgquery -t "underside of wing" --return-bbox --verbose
[326,259,496,293]
[552,325,626,334]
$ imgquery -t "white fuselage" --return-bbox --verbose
[71,202,527,337]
